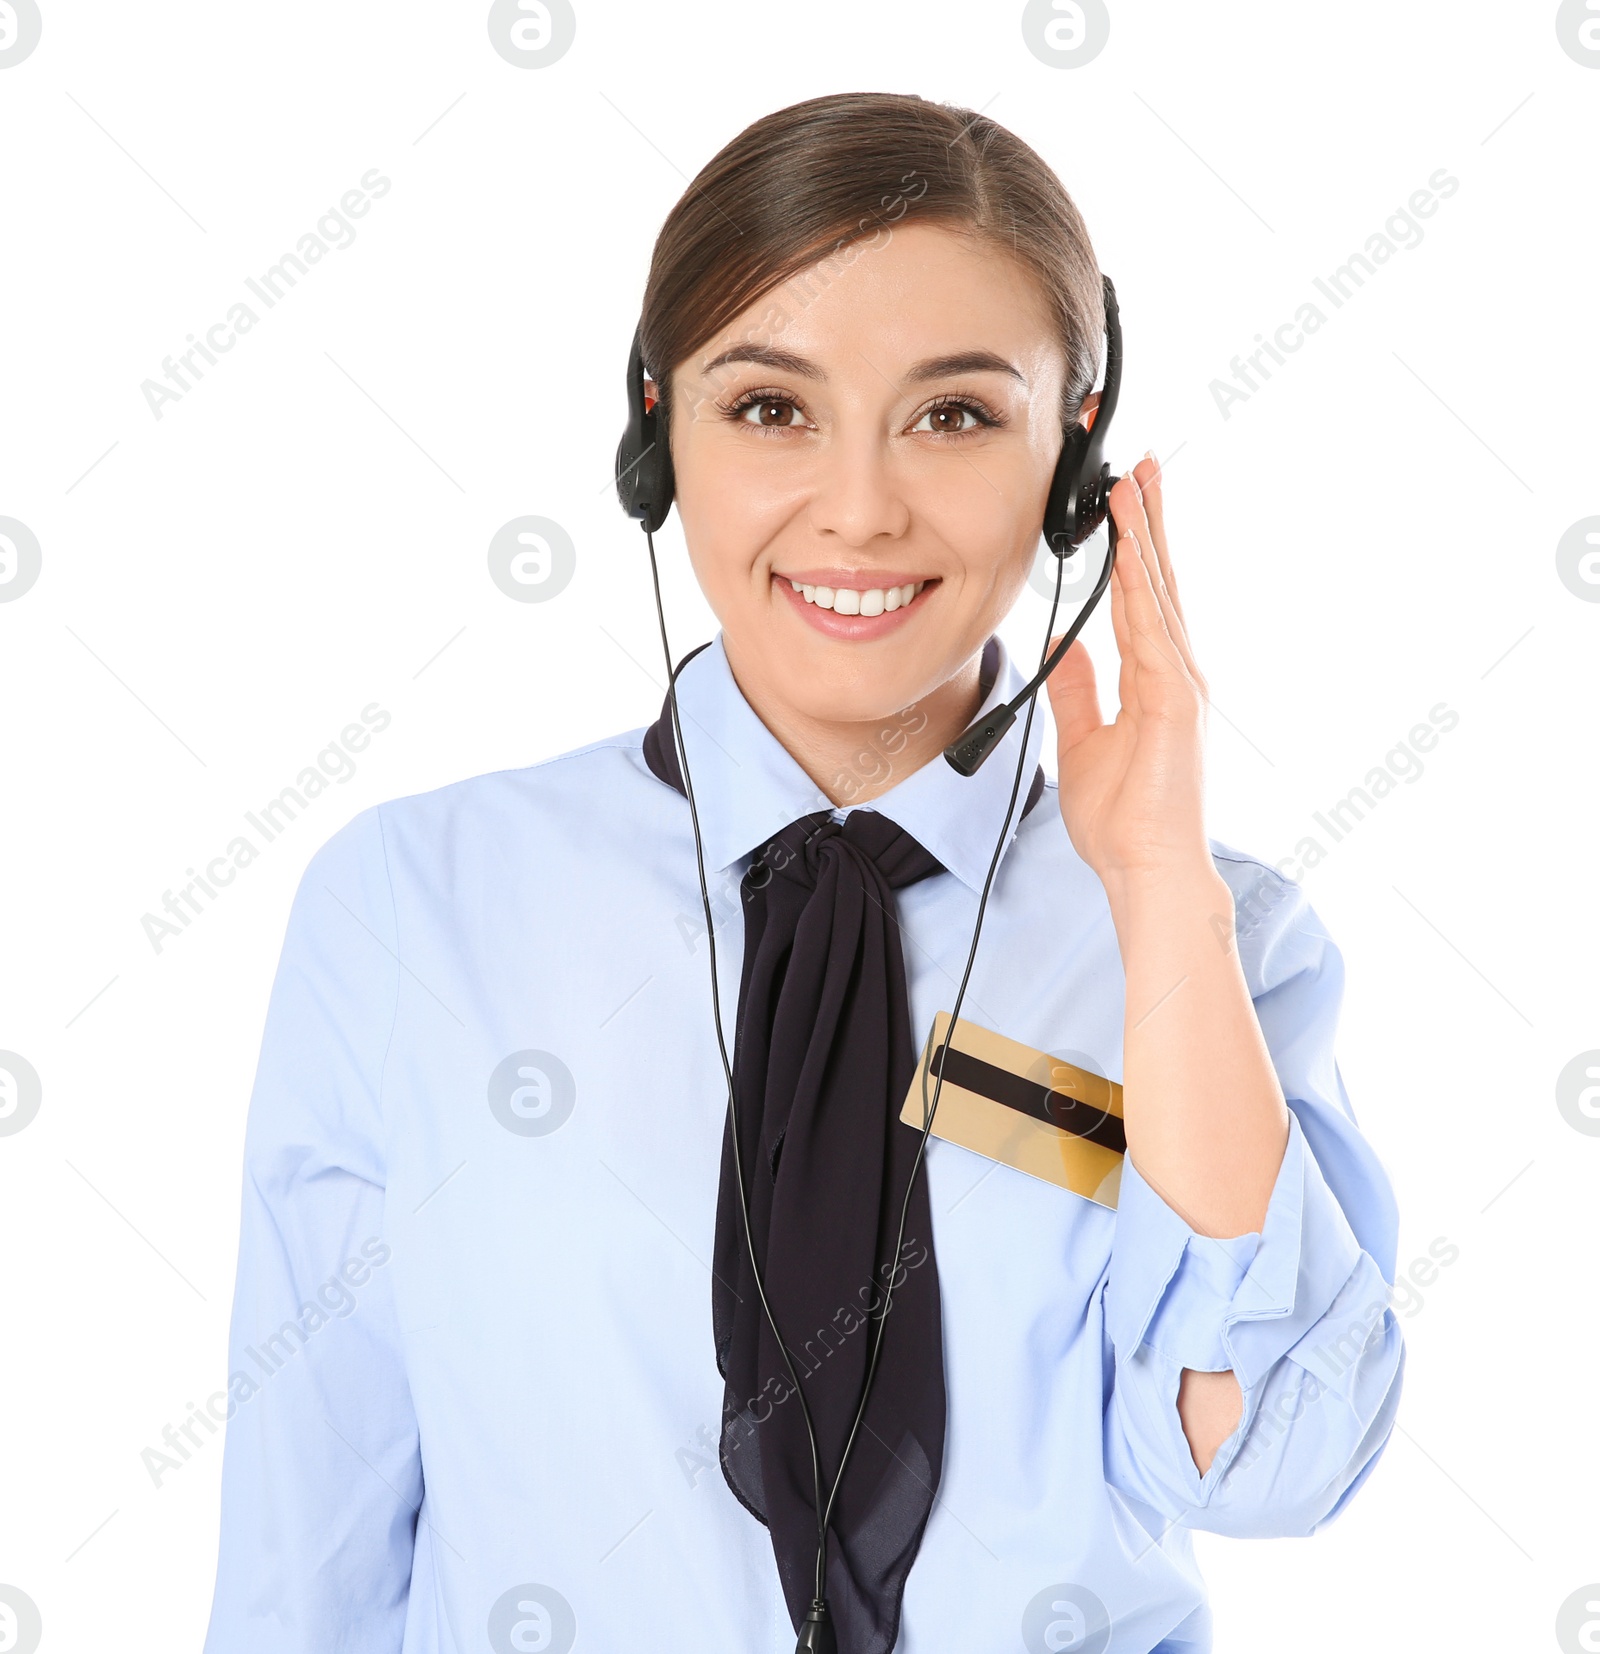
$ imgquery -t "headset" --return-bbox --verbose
[617,274,1124,1654]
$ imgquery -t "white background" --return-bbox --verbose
[1,2,1596,1650]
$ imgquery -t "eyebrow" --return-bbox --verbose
[907,350,1026,385]
[699,344,1025,385]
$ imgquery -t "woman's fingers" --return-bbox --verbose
[1106,530,1140,716]
[1111,469,1202,691]
[1128,451,1189,636]
[1119,456,1201,685]
[1115,531,1184,691]
[1108,478,1188,676]
[1133,463,1203,688]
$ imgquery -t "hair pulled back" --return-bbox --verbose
[639,91,1104,431]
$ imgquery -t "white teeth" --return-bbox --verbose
[783,577,927,613]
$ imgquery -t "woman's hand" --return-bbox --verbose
[1043,448,1287,1242]
[1043,451,1213,897]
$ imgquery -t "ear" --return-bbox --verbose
[1078,389,1101,432]
[644,377,660,416]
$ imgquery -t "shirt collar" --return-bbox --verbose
[664,630,1049,896]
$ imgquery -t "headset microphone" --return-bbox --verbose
[944,275,1124,776]
[618,273,1124,1654]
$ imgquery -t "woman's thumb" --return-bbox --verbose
[1043,633,1101,748]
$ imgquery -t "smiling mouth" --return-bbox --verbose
[780,576,933,616]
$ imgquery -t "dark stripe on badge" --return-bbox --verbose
[923,1043,1127,1156]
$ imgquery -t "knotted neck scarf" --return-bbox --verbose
[642,638,1046,1654]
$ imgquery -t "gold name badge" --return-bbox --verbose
[898,1011,1125,1209]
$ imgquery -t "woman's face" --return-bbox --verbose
[659,221,1077,731]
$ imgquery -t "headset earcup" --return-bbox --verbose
[617,323,675,534]
[643,413,675,533]
[624,405,675,535]
[1042,424,1089,555]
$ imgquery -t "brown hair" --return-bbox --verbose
[640,91,1104,431]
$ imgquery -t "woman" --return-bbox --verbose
[203,93,1403,1654]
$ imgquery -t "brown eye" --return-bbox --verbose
[915,401,986,435]
[743,399,796,426]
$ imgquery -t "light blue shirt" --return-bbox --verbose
[202,630,1404,1654]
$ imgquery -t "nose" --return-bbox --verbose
[804,423,911,549]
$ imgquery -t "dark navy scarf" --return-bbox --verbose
[642,640,1045,1652]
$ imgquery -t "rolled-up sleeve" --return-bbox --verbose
[202,806,420,1653]
[1100,857,1405,1537]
